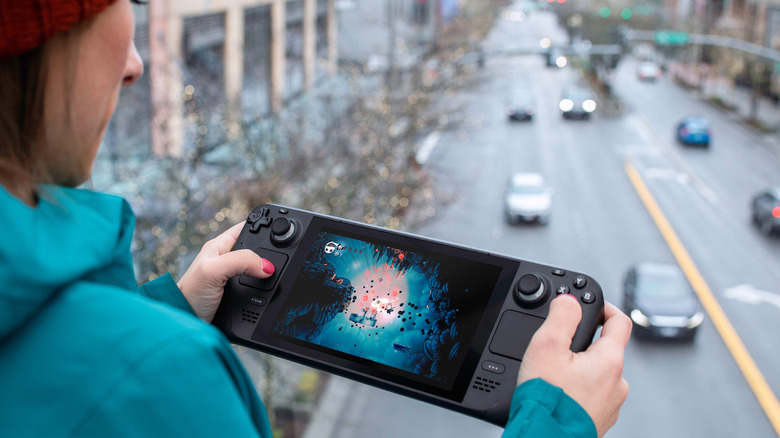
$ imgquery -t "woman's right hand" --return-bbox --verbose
[517,295,632,438]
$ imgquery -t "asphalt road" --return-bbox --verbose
[319,3,780,437]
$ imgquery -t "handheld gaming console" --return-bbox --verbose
[213,204,605,426]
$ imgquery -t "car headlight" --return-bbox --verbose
[559,99,574,112]
[582,99,596,112]
[687,312,704,328]
[630,309,650,327]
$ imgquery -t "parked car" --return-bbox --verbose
[637,61,661,81]
[503,172,553,225]
[623,262,704,342]
[506,89,536,121]
[559,85,596,120]
[751,187,780,236]
[676,117,711,147]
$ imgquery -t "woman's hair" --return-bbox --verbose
[0,47,49,200]
[0,1,146,202]
[0,12,94,202]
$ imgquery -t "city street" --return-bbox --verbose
[315,2,780,437]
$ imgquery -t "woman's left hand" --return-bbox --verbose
[177,222,275,323]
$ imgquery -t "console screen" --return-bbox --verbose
[271,226,503,393]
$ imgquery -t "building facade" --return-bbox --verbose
[135,0,337,156]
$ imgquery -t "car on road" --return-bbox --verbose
[559,85,597,120]
[505,88,536,121]
[503,172,553,225]
[751,187,780,236]
[623,262,704,342]
[676,117,711,147]
[545,48,567,68]
[637,61,662,81]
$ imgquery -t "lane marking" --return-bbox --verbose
[644,167,690,184]
[415,131,441,165]
[625,161,780,437]
[724,284,780,311]
[572,209,589,249]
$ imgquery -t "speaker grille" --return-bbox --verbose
[472,376,501,393]
[241,308,260,324]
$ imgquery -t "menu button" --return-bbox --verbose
[481,361,506,374]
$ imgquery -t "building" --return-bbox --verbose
[135,0,337,156]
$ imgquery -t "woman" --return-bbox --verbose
[0,1,630,437]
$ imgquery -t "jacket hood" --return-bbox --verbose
[0,185,136,342]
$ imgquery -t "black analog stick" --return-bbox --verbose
[271,217,291,235]
[518,274,542,295]
[513,273,548,306]
[270,218,296,245]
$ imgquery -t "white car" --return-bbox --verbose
[637,62,661,81]
[503,173,553,225]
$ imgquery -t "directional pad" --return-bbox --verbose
[248,208,273,233]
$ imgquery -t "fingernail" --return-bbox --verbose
[262,259,275,275]
[557,293,579,303]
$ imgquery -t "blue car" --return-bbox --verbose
[676,117,711,147]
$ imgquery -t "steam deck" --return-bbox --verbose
[213,204,605,426]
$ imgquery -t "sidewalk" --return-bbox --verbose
[666,61,780,138]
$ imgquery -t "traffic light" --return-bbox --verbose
[621,8,632,19]
[599,7,611,18]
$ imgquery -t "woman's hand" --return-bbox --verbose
[177,222,275,323]
[518,295,632,438]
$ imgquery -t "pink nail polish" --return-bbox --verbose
[262,260,275,275]
[557,293,578,303]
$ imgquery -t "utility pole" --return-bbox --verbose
[386,0,398,89]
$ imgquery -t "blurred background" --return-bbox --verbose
[94,0,780,436]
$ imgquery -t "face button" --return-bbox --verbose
[580,291,596,304]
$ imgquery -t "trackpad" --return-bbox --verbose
[489,310,545,361]
[239,248,289,291]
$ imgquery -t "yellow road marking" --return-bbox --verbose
[625,161,780,437]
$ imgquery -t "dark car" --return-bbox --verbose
[545,48,566,68]
[676,117,711,147]
[505,89,536,121]
[559,85,596,120]
[623,262,704,342]
[751,187,780,236]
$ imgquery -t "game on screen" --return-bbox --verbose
[272,230,503,387]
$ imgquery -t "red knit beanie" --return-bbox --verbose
[0,0,118,61]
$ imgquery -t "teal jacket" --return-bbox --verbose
[0,186,594,437]
[0,186,272,437]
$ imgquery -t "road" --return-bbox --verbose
[318,2,780,437]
